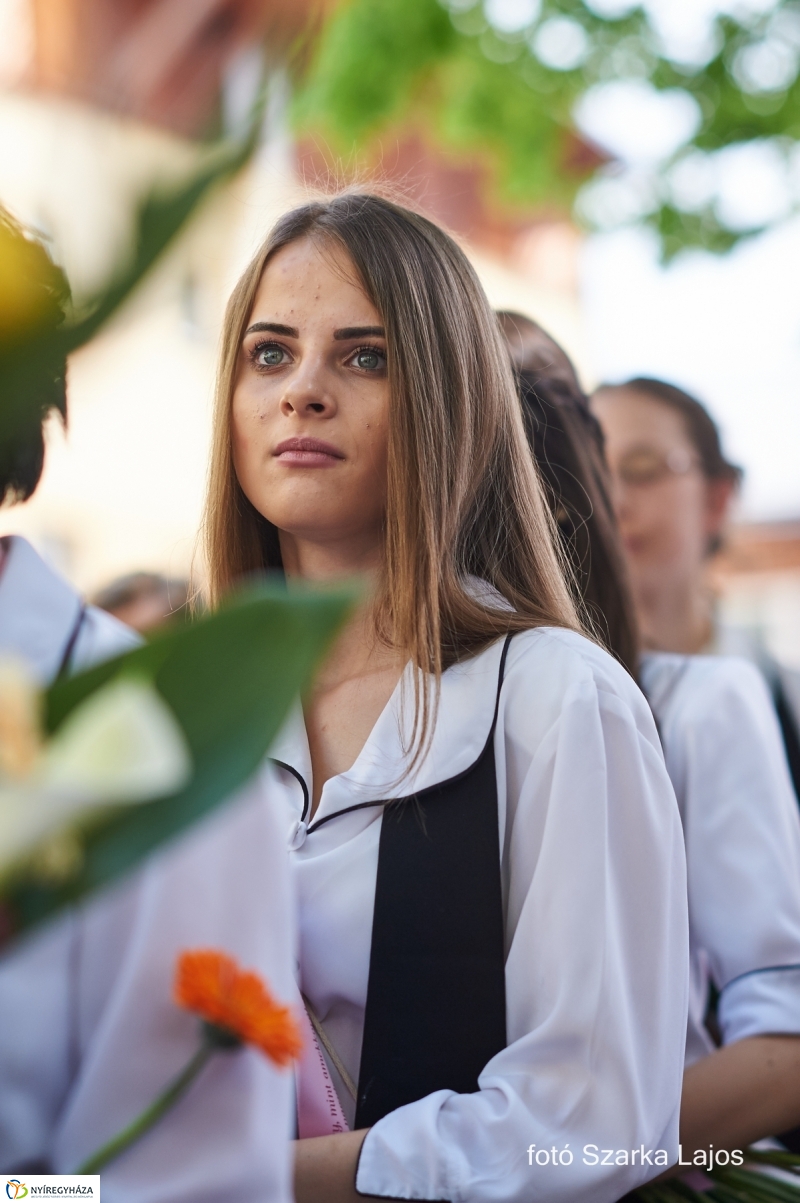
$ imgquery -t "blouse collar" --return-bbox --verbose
[0,535,84,684]
[269,636,507,823]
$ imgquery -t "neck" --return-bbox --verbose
[635,574,713,655]
[279,529,398,686]
[279,530,383,584]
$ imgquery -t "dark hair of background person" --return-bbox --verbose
[92,572,193,633]
[0,207,70,506]
[595,376,744,486]
[497,311,640,679]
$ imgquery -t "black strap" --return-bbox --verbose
[773,678,800,808]
[56,603,87,681]
[272,759,311,823]
[354,635,512,1128]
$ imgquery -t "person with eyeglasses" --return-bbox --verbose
[591,377,800,806]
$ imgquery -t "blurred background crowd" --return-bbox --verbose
[0,0,799,653]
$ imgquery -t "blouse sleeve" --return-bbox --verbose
[357,633,689,1203]
[664,657,800,1049]
[0,914,78,1170]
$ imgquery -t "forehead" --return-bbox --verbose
[247,236,379,326]
[593,387,691,452]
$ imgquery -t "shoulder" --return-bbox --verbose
[506,625,643,704]
[500,626,656,744]
[643,653,792,805]
[73,604,142,670]
[642,652,774,728]
[0,535,141,676]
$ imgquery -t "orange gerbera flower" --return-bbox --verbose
[174,949,302,1067]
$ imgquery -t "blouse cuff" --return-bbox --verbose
[355,1091,457,1201]
[719,965,800,1045]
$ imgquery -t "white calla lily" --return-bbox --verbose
[0,662,192,879]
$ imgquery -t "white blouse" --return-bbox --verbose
[641,653,800,1066]
[270,627,690,1202]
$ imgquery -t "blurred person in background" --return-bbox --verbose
[500,311,800,1165]
[0,207,296,1202]
[590,377,800,802]
[0,207,139,677]
[93,571,192,633]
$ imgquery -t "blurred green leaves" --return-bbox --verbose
[633,1145,800,1200]
[292,0,800,257]
[295,0,458,141]
[1,580,354,943]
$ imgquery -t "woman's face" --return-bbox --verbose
[590,387,734,597]
[231,237,390,575]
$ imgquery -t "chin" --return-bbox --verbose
[265,512,361,542]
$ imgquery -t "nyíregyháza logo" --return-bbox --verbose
[5,1184,94,1198]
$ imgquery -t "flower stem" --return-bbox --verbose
[76,1041,214,1174]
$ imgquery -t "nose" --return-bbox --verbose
[279,354,336,420]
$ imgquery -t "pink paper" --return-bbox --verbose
[295,1005,350,1137]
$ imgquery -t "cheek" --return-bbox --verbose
[346,387,390,475]
[230,401,251,476]
[230,389,270,493]
[648,482,710,561]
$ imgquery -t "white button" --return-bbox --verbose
[288,819,308,850]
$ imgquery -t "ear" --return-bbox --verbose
[703,477,736,538]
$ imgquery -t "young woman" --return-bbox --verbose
[504,315,800,1165]
[590,377,800,803]
[204,193,690,1203]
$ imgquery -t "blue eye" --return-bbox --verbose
[256,344,285,367]
[352,347,385,372]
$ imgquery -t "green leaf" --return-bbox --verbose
[1,579,354,941]
[711,1165,800,1202]
[632,1151,800,1203]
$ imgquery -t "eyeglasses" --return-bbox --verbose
[612,446,697,487]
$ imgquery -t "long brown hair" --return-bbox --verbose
[204,193,580,739]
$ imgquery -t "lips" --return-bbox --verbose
[272,437,345,467]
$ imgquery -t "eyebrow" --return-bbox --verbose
[245,322,299,337]
[333,326,385,340]
[243,322,386,341]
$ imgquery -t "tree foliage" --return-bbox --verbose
[292,0,800,256]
